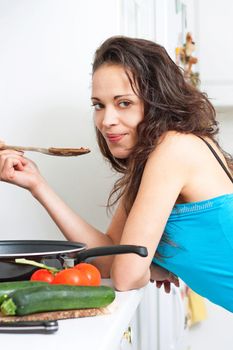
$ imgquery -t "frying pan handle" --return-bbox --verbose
[74,245,148,263]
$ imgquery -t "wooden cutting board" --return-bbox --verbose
[0,304,115,323]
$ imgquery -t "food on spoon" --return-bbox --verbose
[48,147,90,156]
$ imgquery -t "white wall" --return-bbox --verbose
[0,0,120,240]
[197,0,233,106]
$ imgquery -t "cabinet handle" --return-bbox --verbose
[123,326,132,344]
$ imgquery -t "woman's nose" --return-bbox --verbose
[102,106,119,127]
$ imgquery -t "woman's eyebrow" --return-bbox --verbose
[113,94,135,99]
[91,94,135,100]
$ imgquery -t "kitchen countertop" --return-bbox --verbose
[0,280,146,350]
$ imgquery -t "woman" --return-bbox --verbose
[1,36,233,311]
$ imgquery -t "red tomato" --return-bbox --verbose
[52,268,90,286]
[30,269,54,283]
[74,263,101,286]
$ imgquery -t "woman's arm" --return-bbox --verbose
[0,149,125,276]
[110,132,189,291]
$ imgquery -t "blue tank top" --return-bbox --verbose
[153,193,233,312]
[153,137,233,312]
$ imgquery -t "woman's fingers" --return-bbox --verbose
[1,157,23,180]
[155,275,180,293]
[0,151,26,181]
[172,276,180,287]
[168,272,180,287]
[156,281,163,288]
[155,280,171,293]
[163,281,171,293]
[0,149,24,159]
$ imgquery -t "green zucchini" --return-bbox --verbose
[0,281,48,299]
[1,284,115,316]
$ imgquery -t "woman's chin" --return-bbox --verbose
[110,149,131,159]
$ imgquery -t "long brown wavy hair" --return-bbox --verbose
[92,36,233,214]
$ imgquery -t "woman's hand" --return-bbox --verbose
[0,149,43,192]
[150,263,179,293]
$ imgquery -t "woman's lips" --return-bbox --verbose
[106,133,127,143]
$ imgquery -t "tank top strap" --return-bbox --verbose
[198,136,233,183]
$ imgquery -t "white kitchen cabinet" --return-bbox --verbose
[125,282,190,350]
[117,283,160,350]
[111,283,159,350]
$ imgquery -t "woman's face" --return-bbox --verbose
[91,64,144,159]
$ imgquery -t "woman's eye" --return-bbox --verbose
[91,103,103,111]
[119,101,131,108]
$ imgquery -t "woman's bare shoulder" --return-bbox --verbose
[151,131,201,162]
[158,131,201,146]
[142,132,195,191]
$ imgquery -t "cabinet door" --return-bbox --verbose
[135,283,159,349]
[119,325,134,350]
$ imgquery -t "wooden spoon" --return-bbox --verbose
[0,144,90,157]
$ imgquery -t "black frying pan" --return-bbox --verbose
[0,240,148,282]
